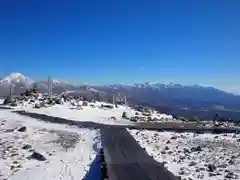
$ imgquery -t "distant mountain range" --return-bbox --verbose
[1,73,240,120]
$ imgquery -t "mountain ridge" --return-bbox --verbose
[0,72,238,96]
[2,72,240,120]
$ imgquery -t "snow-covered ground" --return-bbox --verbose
[130,129,240,180]
[0,99,4,105]
[9,99,175,125]
[5,94,240,179]
[0,110,100,180]
[24,102,136,126]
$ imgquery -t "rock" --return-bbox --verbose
[82,101,88,106]
[161,151,166,154]
[29,151,46,161]
[195,168,200,172]
[225,172,235,179]
[109,116,117,120]
[180,134,185,138]
[218,164,227,168]
[10,102,18,107]
[209,173,217,177]
[189,161,197,166]
[170,136,177,140]
[46,99,53,105]
[18,126,27,132]
[122,111,127,119]
[166,140,171,144]
[16,164,22,168]
[90,104,95,108]
[34,103,41,109]
[176,176,181,180]
[130,116,138,122]
[179,155,185,160]
[168,151,173,155]
[10,153,19,157]
[228,159,234,165]
[197,174,204,179]
[22,144,32,150]
[183,148,190,154]
[147,116,152,121]
[135,112,139,115]
[3,97,13,105]
[55,99,62,105]
[179,170,185,175]
[191,146,202,152]
[101,104,114,109]
[165,146,169,150]
[207,164,216,172]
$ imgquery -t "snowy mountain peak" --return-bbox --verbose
[51,78,71,86]
[0,73,34,85]
[9,73,24,78]
[52,79,64,84]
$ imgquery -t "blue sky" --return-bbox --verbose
[0,0,240,92]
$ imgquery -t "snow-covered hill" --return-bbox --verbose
[0,73,34,97]
[0,73,34,85]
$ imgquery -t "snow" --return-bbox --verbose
[0,110,100,180]
[2,95,240,180]
[129,129,240,180]
[0,99,4,105]
[15,101,136,126]
[6,95,175,124]
[18,101,175,125]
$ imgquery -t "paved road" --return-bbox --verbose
[101,128,177,180]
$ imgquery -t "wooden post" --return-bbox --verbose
[9,85,12,100]
[48,76,52,99]
[112,94,115,105]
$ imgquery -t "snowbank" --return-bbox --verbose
[0,110,100,180]
[129,129,240,180]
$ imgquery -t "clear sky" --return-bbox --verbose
[0,0,240,92]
